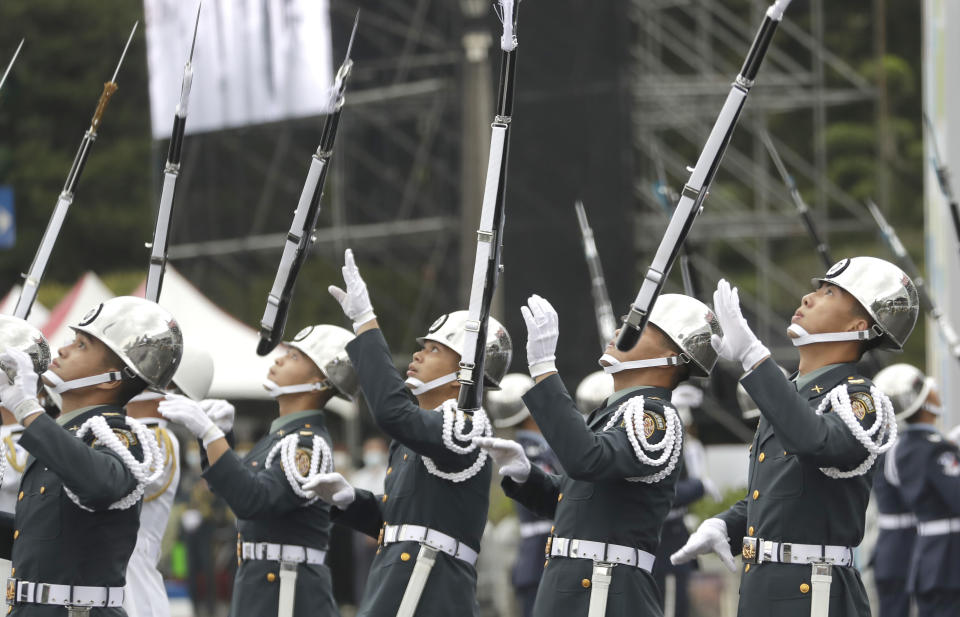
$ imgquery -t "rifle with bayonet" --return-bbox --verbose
[14,24,138,319]
[256,13,359,356]
[617,0,794,351]
[759,129,833,269]
[455,0,520,413]
[923,113,960,253]
[574,201,617,350]
[144,3,202,303]
[866,200,960,359]
[650,139,700,299]
[0,39,24,96]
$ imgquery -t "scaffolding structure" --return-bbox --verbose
[628,0,876,356]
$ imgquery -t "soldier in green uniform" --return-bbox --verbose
[158,324,358,617]
[302,249,512,617]
[0,296,182,616]
[672,257,918,617]
[476,293,722,617]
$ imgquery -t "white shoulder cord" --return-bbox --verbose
[0,440,7,492]
[602,395,684,484]
[814,384,897,479]
[64,416,164,512]
[265,433,333,505]
[421,399,493,483]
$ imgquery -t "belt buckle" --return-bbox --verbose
[5,579,16,605]
[741,537,757,564]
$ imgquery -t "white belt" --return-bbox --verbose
[381,524,479,566]
[549,536,655,572]
[519,521,554,539]
[6,579,124,607]
[877,513,917,530]
[741,538,853,566]
[917,518,960,536]
[239,542,327,565]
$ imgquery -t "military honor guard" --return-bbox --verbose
[302,249,512,617]
[474,293,721,617]
[122,346,217,617]
[0,297,180,616]
[873,363,960,617]
[159,324,357,617]
[486,373,561,617]
[672,257,917,617]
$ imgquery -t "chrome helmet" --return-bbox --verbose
[417,311,512,389]
[485,373,534,428]
[651,295,722,377]
[575,370,613,413]
[0,315,52,383]
[287,324,358,400]
[810,257,919,350]
[872,363,936,420]
[737,364,790,420]
[170,345,215,401]
[72,297,183,389]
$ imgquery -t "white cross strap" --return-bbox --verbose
[239,541,327,565]
[741,537,854,566]
[917,518,960,536]
[877,513,917,530]
[7,579,124,607]
[549,536,656,572]
[381,524,479,566]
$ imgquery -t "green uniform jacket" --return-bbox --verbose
[718,359,877,617]
[6,406,143,617]
[503,376,680,617]
[203,410,340,617]
[334,329,489,617]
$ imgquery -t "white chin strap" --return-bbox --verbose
[128,391,165,403]
[924,403,943,416]
[599,354,687,375]
[787,324,881,347]
[262,379,332,399]
[43,370,124,394]
[404,373,458,395]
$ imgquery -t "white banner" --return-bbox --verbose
[144,0,333,138]
[924,0,960,429]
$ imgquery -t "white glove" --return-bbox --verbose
[302,472,356,508]
[711,279,770,372]
[473,436,532,483]
[159,393,224,448]
[328,248,376,332]
[521,295,559,378]
[670,517,737,572]
[200,399,235,433]
[0,348,44,424]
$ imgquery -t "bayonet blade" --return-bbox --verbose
[188,3,202,65]
[344,10,360,66]
[0,39,25,93]
[110,22,139,84]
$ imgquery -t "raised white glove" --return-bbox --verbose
[473,436,532,483]
[711,279,770,372]
[0,348,44,424]
[159,393,224,448]
[670,517,736,571]
[328,248,376,332]
[200,399,235,433]
[521,295,559,378]
[302,472,356,508]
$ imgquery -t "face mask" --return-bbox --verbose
[363,451,386,468]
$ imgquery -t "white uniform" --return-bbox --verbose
[123,419,181,617]
[0,423,28,583]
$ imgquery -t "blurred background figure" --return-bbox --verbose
[348,437,388,604]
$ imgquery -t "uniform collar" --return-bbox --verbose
[793,363,860,399]
[606,385,672,408]
[903,423,938,434]
[269,408,324,433]
[56,404,125,428]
